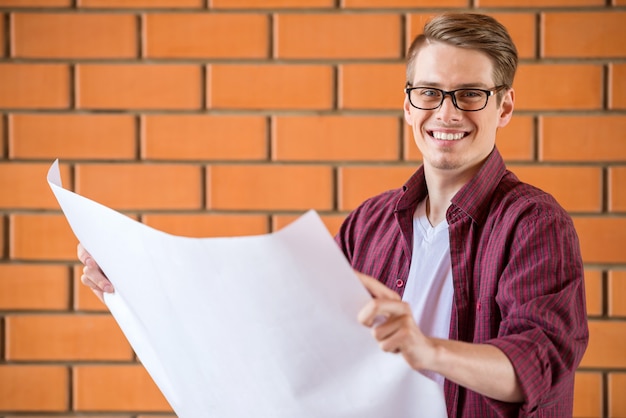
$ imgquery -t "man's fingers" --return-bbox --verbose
[77,243,89,265]
[358,297,410,328]
[82,261,114,294]
[360,307,408,354]
[355,271,401,301]
[77,243,101,271]
[80,273,106,303]
[78,243,114,293]
[357,299,379,326]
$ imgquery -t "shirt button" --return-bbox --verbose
[396,279,404,288]
[476,302,482,311]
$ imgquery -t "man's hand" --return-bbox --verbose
[355,271,523,403]
[355,271,436,372]
[77,243,114,303]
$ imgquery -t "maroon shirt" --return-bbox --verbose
[335,148,588,417]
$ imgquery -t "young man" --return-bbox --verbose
[337,13,588,417]
[79,12,588,417]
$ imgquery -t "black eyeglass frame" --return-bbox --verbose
[404,84,508,112]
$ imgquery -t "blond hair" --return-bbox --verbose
[407,13,518,95]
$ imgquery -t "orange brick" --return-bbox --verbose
[79,0,202,6]
[208,165,333,210]
[346,0,465,7]
[5,314,132,361]
[0,163,71,209]
[211,0,333,7]
[574,217,626,264]
[496,116,535,161]
[407,13,536,59]
[477,0,601,5]
[0,264,69,310]
[0,115,4,158]
[609,270,626,317]
[209,64,333,110]
[0,0,70,5]
[73,265,108,312]
[540,116,626,162]
[10,214,77,261]
[0,14,4,57]
[276,14,401,59]
[142,115,267,161]
[609,167,626,212]
[0,365,68,411]
[272,115,400,162]
[514,64,602,110]
[137,415,176,418]
[75,164,202,210]
[273,213,347,237]
[581,321,626,368]
[4,416,133,418]
[3,416,128,418]
[10,114,136,159]
[0,214,4,257]
[543,12,626,58]
[509,165,601,212]
[404,122,422,162]
[406,13,436,50]
[73,365,171,412]
[77,64,202,110]
[0,64,69,109]
[339,63,405,110]
[142,213,269,237]
[338,166,416,211]
[489,13,537,59]
[573,372,603,418]
[12,13,137,59]
[609,373,626,417]
[610,63,626,109]
[585,269,603,317]
[145,14,268,59]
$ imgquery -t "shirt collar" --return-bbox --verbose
[396,166,427,213]
[450,147,507,225]
[395,147,507,225]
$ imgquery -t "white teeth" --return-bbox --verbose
[432,131,465,141]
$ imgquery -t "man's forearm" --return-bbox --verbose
[428,338,523,403]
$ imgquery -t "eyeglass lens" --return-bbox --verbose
[409,88,490,111]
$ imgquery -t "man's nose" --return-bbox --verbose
[436,94,462,121]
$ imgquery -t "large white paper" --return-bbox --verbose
[47,160,447,418]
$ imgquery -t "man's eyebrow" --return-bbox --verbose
[412,81,492,89]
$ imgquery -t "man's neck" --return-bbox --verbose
[424,166,478,227]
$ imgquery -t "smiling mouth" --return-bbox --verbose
[429,131,468,141]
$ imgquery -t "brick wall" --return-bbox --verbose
[0,0,625,416]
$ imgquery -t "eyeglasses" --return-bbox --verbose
[404,85,508,112]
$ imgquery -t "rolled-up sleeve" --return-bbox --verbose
[486,209,589,413]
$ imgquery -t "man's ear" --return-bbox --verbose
[403,94,413,125]
[497,88,515,128]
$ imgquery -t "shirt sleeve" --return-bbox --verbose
[485,206,589,413]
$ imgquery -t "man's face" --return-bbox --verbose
[404,41,514,177]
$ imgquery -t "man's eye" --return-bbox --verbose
[459,90,483,98]
[419,89,440,97]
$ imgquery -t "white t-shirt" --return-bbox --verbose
[401,199,454,385]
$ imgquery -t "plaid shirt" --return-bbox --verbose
[335,148,588,417]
